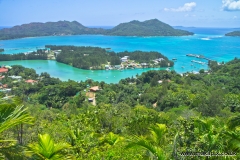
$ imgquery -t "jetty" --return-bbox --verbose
[186,54,213,61]
[191,60,206,65]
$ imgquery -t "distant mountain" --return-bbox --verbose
[106,19,193,36]
[0,21,105,40]
[0,19,193,40]
[225,31,240,37]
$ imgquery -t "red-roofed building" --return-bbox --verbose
[25,79,38,84]
[0,67,8,73]
[90,86,99,92]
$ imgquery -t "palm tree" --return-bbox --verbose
[126,123,167,160]
[100,132,123,146]
[28,133,72,160]
[194,118,223,152]
[0,97,34,159]
[224,115,240,154]
[227,115,240,130]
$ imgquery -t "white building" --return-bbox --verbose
[121,56,129,62]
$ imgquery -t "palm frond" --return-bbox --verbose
[0,145,25,160]
[225,131,240,151]
[126,136,165,160]
[0,105,34,134]
[149,123,166,145]
[28,134,72,160]
[228,115,240,130]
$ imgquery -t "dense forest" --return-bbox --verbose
[0,19,193,40]
[0,49,48,61]
[0,58,240,159]
[225,31,240,37]
[47,45,174,69]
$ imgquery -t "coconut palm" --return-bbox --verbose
[28,133,72,160]
[126,123,167,160]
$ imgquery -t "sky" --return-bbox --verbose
[0,0,240,27]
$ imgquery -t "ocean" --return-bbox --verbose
[0,27,239,83]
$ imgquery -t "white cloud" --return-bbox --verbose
[222,0,240,11]
[164,2,196,12]
[233,15,238,19]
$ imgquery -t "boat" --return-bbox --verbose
[172,58,177,61]
[186,54,195,57]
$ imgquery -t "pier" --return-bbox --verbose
[186,54,213,61]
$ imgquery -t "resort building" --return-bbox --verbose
[121,56,129,62]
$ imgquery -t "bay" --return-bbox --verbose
[0,27,239,83]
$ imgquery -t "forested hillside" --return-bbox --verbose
[0,58,240,159]
[0,19,193,40]
[0,21,104,40]
[106,19,193,36]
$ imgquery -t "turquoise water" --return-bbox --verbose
[0,28,239,83]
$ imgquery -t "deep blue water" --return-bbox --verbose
[0,27,239,82]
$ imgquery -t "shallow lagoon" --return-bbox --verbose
[0,28,239,83]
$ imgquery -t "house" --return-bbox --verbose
[0,76,5,80]
[121,56,129,62]
[105,65,110,70]
[90,86,99,92]
[25,79,38,84]
[0,67,8,74]
[0,83,8,89]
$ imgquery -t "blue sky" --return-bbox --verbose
[0,0,240,27]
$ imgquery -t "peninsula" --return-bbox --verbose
[225,31,240,37]
[0,19,193,40]
[0,45,174,70]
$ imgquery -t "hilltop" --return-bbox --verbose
[0,21,104,40]
[0,19,193,40]
[225,31,240,37]
[106,19,193,36]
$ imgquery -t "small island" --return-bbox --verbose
[48,45,174,70]
[0,45,174,70]
[0,48,4,52]
[225,31,240,37]
[0,19,193,40]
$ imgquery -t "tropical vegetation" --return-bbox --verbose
[1,58,240,159]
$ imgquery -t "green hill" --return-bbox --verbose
[225,31,240,37]
[106,19,193,36]
[0,21,104,40]
[0,19,193,40]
